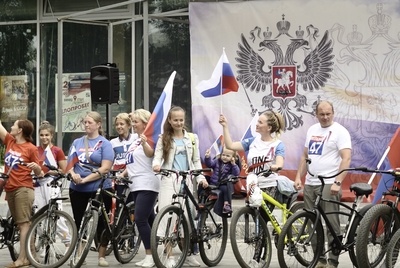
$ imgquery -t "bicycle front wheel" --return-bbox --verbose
[356,204,399,268]
[70,209,98,268]
[277,210,323,268]
[150,205,190,268]
[26,210,77,268]
[113,204,141,264]
[230,207,272,268]
[198,208,228,266]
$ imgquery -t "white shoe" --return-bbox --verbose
[166,257,176,268]
[98,257,109,267]
[40,248,46,258]
[141,255,155,267]
[135,258,145,266]
[183,256,201,267]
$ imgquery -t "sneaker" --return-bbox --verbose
[315,260,327,268]
[183,255,201,267]
[141,255,155,268]
[223,203,232,214]
[165,257,176,268]
[135,258,145,266]
[98,257,109,267]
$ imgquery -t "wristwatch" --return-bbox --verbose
[334,181,342,186]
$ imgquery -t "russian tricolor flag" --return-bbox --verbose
[195,50,239,98]
[42,146,58,169]
[66,145,80,173]
[372,127,400,203]
[240,112,260,142]
[143,71,175,149]
[209,135,224,156]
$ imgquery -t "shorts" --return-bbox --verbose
[6,187,34,224]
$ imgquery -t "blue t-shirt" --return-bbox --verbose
[172,138,189,171]
[68,135,114,192]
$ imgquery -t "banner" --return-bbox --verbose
[190,1,400,200]
[0,75,29,122]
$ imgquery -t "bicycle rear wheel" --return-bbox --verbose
[385,227,400,268]
[356,204,399,268]
[26,210,77,268]
[277,210,323,268]
[198,208,228,266]
[113,204,141,264]
[150,205,190,268]
[70,209,98,268]
[230,207,272,268]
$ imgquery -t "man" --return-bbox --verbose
[294,100,352,268]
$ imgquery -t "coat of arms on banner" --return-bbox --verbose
[272,65,296,99]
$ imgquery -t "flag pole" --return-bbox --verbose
[221,48,225,114]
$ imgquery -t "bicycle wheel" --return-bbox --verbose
[113,204,141,264]
[346,203,374,267]
[356,204,399,268]
[198,208,228,266]
[385,227,400,268]
[150,205,190,268]
[230,207,272,268]
[70,209,99,268]
[26,210,77,268]
[277,210,323,268]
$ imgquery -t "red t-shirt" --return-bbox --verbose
[4,133,39,192]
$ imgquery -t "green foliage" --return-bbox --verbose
[0,144,5,166]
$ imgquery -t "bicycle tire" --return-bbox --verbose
[277,210,323,268]
[150,205,190,268]
[70,209,99,268]
[230,207,272,268]
[198,208,228,266]
[26,210,77,268]
[385,227,400,268]
[356,204,400,268]
[289,202,305,214]
[113,204,141,264]
[346,203,374,267]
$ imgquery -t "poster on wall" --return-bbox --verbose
[0,75,29,122]
[55,73,92,132]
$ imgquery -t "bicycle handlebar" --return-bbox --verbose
[159,168,212,178]
[305,158,400,179]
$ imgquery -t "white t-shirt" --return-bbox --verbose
[305,122,352,185]
[242,136,285,188]
[125,138,160,193]
[110,133,137,171]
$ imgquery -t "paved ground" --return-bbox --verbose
[0,197,366,267]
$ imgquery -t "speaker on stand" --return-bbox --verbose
[90,63,120,139]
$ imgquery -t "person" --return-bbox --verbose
[35,121,71,256]
[219,111,286,207]
[152,106,207,268]
[203,146,240,213]
[115,109,160,268]
[294,100,352,268]
[0,119,44,268]
[67,111,114,267]
[109,113,136,205]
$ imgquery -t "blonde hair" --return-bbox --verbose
[130,109,151,124]
[262,110,285,138]
[114,113,131,126]
[86,111,104,136]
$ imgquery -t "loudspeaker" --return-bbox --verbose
[90,63,119,104]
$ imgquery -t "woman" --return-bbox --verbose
[110,113,136,204]
[152,106,207,268]
[36,121,70,256]
[67,111,114,267]
[0,119,44,268]
[219,110,286,202]
[120,109,160,268]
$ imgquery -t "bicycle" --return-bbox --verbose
[355,168,400,268]
[229,168,304,268]
[276,158,375,268]
[25,163,77,268]
[150,168,229,268]
[70,164,141,268]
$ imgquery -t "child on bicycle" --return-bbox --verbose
[201,146,240,214]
